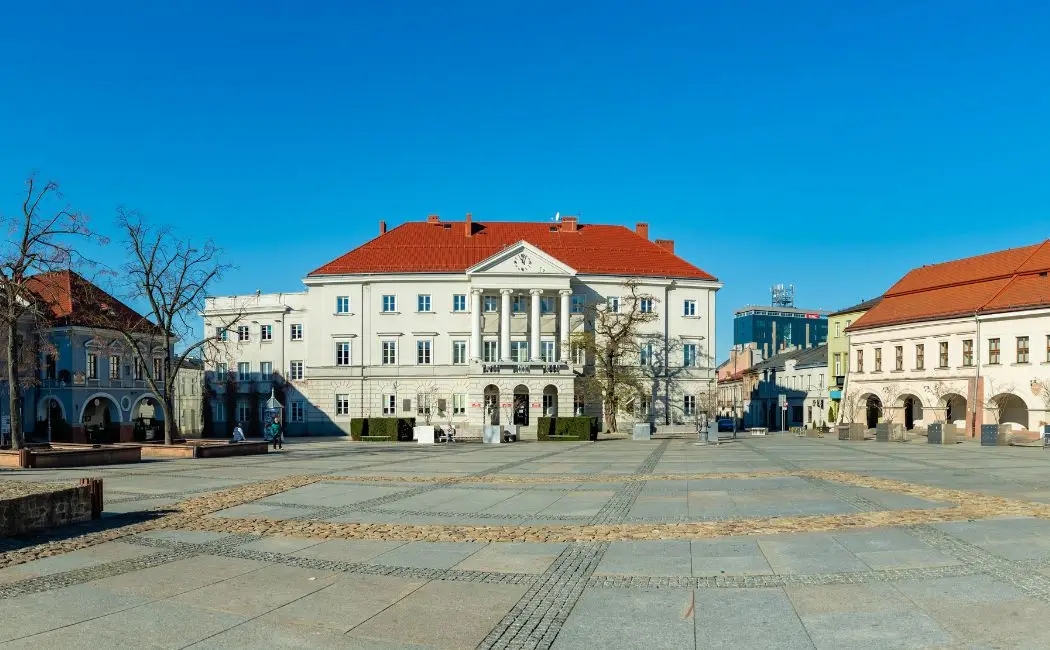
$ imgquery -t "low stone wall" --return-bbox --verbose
[0,481,95,536]
[123,440,270,459]
[0,445,142,469]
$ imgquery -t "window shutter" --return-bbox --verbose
[402,398,412,412]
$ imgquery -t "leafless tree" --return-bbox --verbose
[839,388,861,425]
[573,281,660,432]
[878,383,900,424]
[982,379,1016,426]
[0,177,102,449]
[1032,378,1050,430]
[923,379,958,424]
[93,209,243,444]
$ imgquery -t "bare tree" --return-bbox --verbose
[982,379,1016,426]
[0,177,101,449]
[94,209,243,444]
[839,388,861,426]
[573,281,659,432]
[877,383,900,424]
[1032,378,1050,430]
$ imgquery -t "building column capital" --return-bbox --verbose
[558,289,573,297]
[529,288,544,296]
[500,288,514,295]
[470,288,484,296]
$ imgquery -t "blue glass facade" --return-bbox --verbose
[733,308,828,353]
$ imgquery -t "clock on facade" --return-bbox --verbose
[512,253,533,272]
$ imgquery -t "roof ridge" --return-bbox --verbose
[975,239,1050,314]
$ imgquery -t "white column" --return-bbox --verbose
[530,289,542,361]
[470,289,482,361]
[500,289,513,362]
[559,289,572,361]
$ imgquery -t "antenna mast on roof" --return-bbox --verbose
[771,284,795,308]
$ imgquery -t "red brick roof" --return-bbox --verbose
[850,241,1050,331]
[26,270,157,332]
[308,220,717,280]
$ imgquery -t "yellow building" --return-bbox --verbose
[827,297,880,419]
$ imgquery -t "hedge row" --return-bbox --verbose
[536,416,599,441]
[350,417,416,441]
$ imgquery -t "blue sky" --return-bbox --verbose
[2,0,1049,361]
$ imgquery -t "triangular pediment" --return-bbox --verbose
[466,242,576,277]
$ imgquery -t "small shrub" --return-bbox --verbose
[350,418,367,441]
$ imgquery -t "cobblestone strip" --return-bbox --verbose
[260,501,592,523]
[478,442,670,650]
[587,564,977,590]
[906,524,1050,602]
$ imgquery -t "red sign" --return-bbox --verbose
[470,402,481,408]
[805,313,820,319]
[530,402,541,409]
[500,402,513,408]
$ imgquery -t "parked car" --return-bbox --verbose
[717,418,735,432]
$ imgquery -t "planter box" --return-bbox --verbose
[632,423,652,441]
[0,482,95,536]
[414,425,436,445]
[839,423,866,441]
[114,440,269,459]
[981,424,1007,446]
[876,423,904,442]
[927,422,942,444]
[837,425,850,441]
[482,425,502,444]
[0,444,142,469]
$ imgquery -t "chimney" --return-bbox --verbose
[636,222,649,240]
[427,214,440,224]
[561,216,578,232]
[464,212,472,237]
[655,238,674,254]
[805,322,810,349]
[379,220,387,235]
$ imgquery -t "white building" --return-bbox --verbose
[846,241,1050,437]
[745,344,828,430]
[203,216,721,437]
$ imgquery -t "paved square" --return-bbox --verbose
[4,435,1050,648]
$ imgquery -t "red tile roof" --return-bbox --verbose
[26,270,157,332]
[308,220,717,280]
[850,241,1050,331]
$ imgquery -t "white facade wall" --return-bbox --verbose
[846,309,1050,433]
[203,245,720,437]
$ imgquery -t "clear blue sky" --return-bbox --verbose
[3,0,1049,361]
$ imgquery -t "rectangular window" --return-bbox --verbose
[607,297,620,313]
[835,322,841,338]
[417,294,431,312]
[453,393,466,415]
[541,296,555,313]
[453,294,467,312]
[856,350,864,373]
[381,340,397,365]
[640,342,653,366]
[87,354,98,379]
[1018,336,1030,363]
[542,392,555,416]
[289,360,304,381]
[683,300,696,317]
[512,296,527,313]
[915,344,925,370]
[939,342,949,368]
[335,394,349,416]
[109,355,121,380]
[336,296,350,314]
[541,340,555,362]
[153,358,164,381]
[483,296,498,312]
[874,348,882,372]
[215,326,227,342]
[572,342,585,365]
[683,395,697,416]
[290,401,304,422]
[833,354,841,376]
[963,340,974,367]
[290,324,303,341]
[417,340,432,364]
[571,295,585,313]
[452,340,467,364]
[416,393,431,418]
[237,326,249,342]
[260,324,272,341]
[639,396,651,415]
[683,344,697,367]
[640,298,653,313]
[382,295,397,312]
[382,394,396,416]
[483,340,498,363]
[214,402,226,422]
[573,394,585,416]
[238,362,250,381]
[895,346,903,371]
[511,341,529,362]
[260,361,273,380]
[988,338,1000,365]
[216,362,227,382]
[237,402,251,424]
[336,342,351,366]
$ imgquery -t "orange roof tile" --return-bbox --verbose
[308,220,717,280]
[850,241,1050,330]
[25,270,157,332]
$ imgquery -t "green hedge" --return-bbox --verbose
[350,417,415,442]
[537,416,598,441]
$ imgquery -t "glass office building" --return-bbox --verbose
[733,306,828,354]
